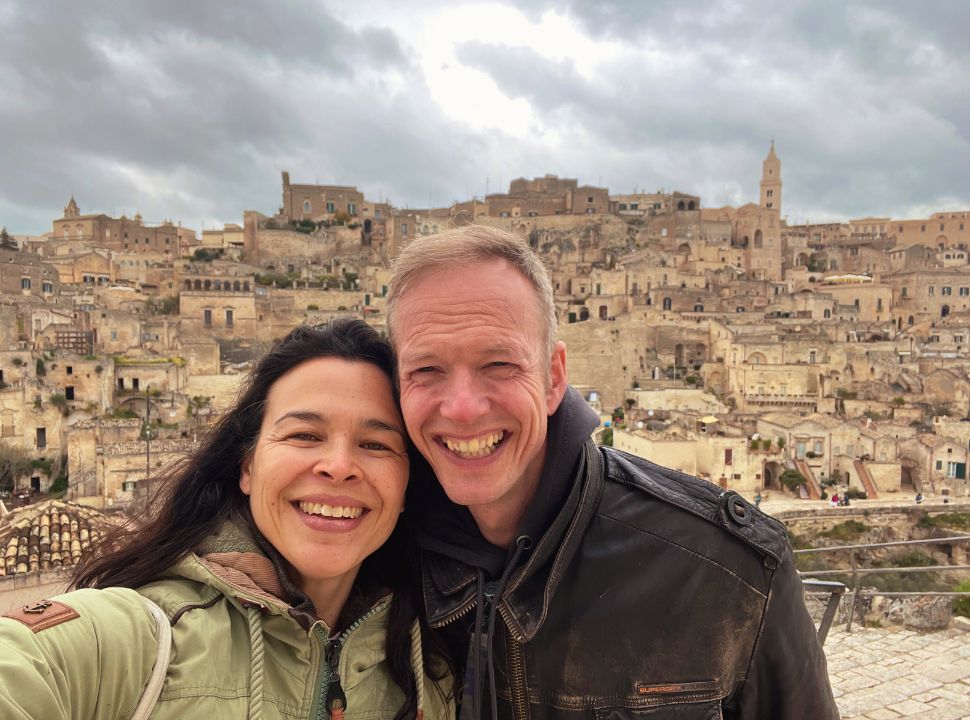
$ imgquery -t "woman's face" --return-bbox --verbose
[240,357,409,593]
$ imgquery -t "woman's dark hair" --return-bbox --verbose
[73,318,449,718]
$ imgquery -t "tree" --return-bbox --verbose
[0,442,34,494]
[0,227,16,250]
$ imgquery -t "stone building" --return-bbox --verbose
[280,172,364,222]
[52,198,184,258]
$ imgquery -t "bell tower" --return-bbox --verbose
[759,141,782,213]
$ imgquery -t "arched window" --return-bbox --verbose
[662,297,672,310]
[908,315,914,325]
[233,280,241,291]
[823,309,831,318]
[754,230,763,249]
[688,201,696,210]
[579,307,589,321]
[677,201,685,210]
[193,279,202,290]
[243,282,250,292]
[204,279,211,291]
[303,200,311,214]
[185,280,192,290]
[693,304,704,312]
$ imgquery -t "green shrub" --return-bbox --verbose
[954,580,970,618]
[599,428,613,447]
[49,475,68,497]
[819,520,868,542]
[779,469,805,491]
[307,304,319,311]
[761,439,771,451]
[918,513,970,531]
[35,358,46,376]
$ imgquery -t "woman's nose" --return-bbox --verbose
[312,442,360,482]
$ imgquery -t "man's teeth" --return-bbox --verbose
[443,432,504,458]
[298,502,364,519]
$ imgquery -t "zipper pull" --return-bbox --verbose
[326,639,347,720]
[326,674,347,719]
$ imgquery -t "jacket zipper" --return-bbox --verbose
[501,606,530,720]
[312,599,390,720]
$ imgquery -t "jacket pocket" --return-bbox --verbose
[593,680,723,720]
[595,703,721,720]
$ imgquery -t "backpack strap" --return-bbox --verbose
[130,597,173,720]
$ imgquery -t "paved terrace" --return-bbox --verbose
[759,494,970,718]
[827,626,970,719]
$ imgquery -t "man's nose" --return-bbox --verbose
[439,370,489,423]
[312,441,360,482]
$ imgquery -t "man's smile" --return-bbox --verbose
[439,431,506,458]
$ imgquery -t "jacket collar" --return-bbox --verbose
[422,440,606,641]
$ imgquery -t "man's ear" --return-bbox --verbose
[546,340,568,415]
[239,454,253,496]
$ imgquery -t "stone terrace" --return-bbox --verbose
[827,626,970,719]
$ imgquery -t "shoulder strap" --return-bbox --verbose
[130,597,173,720]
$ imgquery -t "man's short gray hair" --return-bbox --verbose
[386,225,557,354]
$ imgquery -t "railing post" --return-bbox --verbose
[846,550,860,632]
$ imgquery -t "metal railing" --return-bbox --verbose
[797,535,970,637]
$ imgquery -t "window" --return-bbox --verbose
[936,460,943,470]
[326,201,335,213]
[960,287,969,296]
[348,202,357,215]
[303,200,311,213]
[123,480,136,492]
[65,386,75,400]
[66,366,73,375]
[902,287,908,297]
[203,309,212,327]
[132,378,139,391]
[928,286,935,296]
[946,462,966,479]
[956,335,964,344]
[921,224,926,232]
[21,278,30,290]
[111,329,118,341]
[36,427,46,449]
[724,449,733,466]
[42,282,52,293]
[877,298,883,311]
[943,286,952,296]
[401,223,407,236]
[587,196,594,203]
[225,309,234,328]
[814,441,823,455]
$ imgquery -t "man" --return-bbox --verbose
[387,226,838,719]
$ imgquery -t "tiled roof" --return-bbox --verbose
[0,500,114,577]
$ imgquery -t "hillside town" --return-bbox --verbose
[1,143,969,548]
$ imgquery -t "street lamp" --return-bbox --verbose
[142,387,155,490]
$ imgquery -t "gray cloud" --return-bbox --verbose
[1,0,967,234]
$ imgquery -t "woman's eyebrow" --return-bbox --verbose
[274,411,403,437]
[362,418,404,437]
[273,410,323,426]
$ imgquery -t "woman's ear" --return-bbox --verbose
[239,454,253,496]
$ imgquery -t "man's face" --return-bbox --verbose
[395,259,567,522]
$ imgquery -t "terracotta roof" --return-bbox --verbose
[0,500,114,577]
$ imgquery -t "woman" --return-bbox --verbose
[0,319,453,719]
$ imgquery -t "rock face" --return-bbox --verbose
[808,592,953,631]
[899,596,952,630]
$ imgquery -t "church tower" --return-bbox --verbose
[759,141,782,213]
[64,196,80,218]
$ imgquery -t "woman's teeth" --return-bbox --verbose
[443,431,504,458]
[298,502,363,519]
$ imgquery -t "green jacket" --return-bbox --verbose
[0,522,452,720]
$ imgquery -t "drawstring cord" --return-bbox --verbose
[410,619,426,720]
[463,535,532,720]
[245,604,265,720]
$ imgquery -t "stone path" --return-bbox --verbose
[826,626,970,719]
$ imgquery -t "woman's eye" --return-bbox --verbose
[287,432,319,442]
[360,440,391,451]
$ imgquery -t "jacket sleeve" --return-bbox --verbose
[725,543,840,719]
[0,587,161,720]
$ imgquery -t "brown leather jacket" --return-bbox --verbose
[419,441,839,720]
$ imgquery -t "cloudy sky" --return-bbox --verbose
[2,0,968,235]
